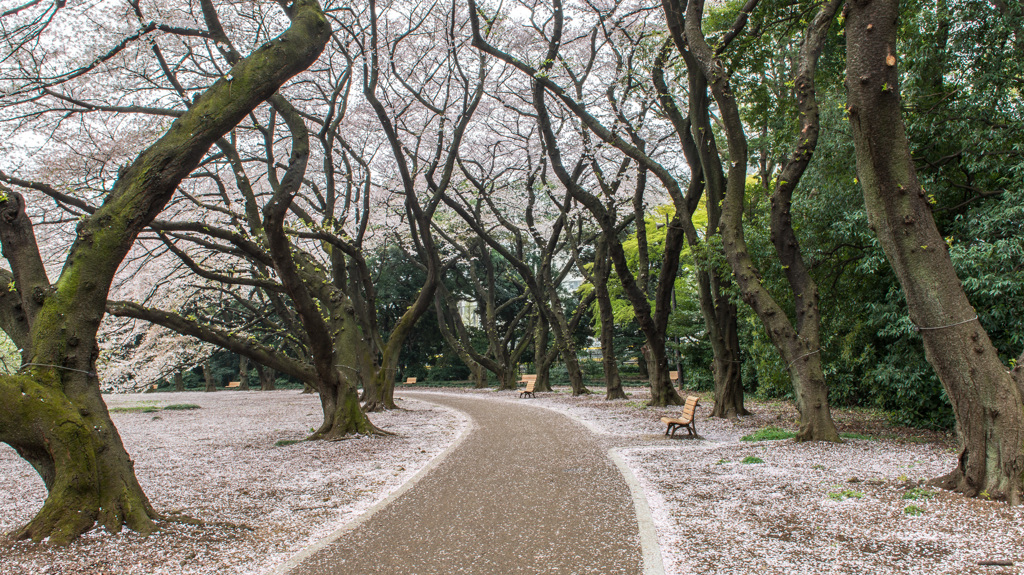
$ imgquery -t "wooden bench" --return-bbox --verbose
[227,381,241,388]
[518,374,537,398]
[403,377,417,385]
[661,395,700,438]
[669,370,679,383]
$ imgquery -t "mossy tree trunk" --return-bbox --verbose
[679,0,841,439]
[846,0,1024,501]
[261,93,379,437]
[591,235,625,400]
[0,0,330,544]
[173,371,184,392]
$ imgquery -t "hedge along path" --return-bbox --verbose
[281,392,649,575]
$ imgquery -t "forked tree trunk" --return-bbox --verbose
[0,0,330,544]
[681,0,840,439]
[261,93,380,438]
[698,272,748,418]
[846,0,1024,501]
[641,343,680,406]
[546,295,589,396]
[173,371,184,392]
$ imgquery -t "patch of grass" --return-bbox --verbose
[903,487,934,500]
[812,464,826,471]
[904,504,924,516]
[741,456,764,464]
[741,426,796,442]
[164,404,201,411]
[828,488,864,501]
[275,439,301,447]
[625,400,647,410]
[109,405,160,413]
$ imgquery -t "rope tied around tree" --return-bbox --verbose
[19,363,97,377]
[911,315,979,333]
[786,349,822,370]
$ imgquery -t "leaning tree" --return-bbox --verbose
[0,0,329,543]
[845,0,1024,501]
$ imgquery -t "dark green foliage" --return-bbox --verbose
[723,0,1022,429]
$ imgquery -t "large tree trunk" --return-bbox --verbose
[261,90,381,436]
[257,364,277,391]
[533,312,556,392]
[203,359,217,392]
[0,0,330,544]
[173,371,184,392]
[239,356,250,391]
[2,370,158,544]
[846,0,1024,501]
[680,0,840,439]
[593,236,625,400]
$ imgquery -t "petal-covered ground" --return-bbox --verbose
[3,386,1023,575]
[503,387,1024,575]
[0,391,467,575]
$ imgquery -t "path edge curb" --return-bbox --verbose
[266,398,476,575]
[609,448,666,575]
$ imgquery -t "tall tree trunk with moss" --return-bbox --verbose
[846,0,1024,501]
[680,0,841,440]
[261,92,379,437]
[0,0,330,543]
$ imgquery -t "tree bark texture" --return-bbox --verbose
[239,356,250,390]
[258,365,277,391]
[846,0,1024,501]
[593,236,626,400]
[0,0,330,544]
[203,359,217,392]
[681,0,840,440]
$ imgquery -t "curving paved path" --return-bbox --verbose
[279,392,649,575]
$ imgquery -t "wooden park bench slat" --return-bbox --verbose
[660,395,700,438]
[227,381,241,388]
[669,370,679,383]
[403,377,417,385]
[518,374,537,398]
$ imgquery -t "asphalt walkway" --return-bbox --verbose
[280,392,649,575]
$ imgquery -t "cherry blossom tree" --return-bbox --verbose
[0,0,330,544]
